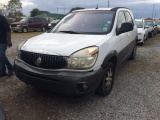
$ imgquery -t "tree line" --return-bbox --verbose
[0,0,84,23]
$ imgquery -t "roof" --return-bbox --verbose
[34,13,65,19]
[72,7,130,12]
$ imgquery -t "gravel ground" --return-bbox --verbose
[0,33,160,120]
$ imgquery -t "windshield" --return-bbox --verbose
[51,19,60,24]
[20,18,29,23]
[135,21,143,28]
[50,11,115,34]
[145,21,153,26]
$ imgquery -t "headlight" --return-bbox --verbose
[17,41,26,59]
[48,24,51,26]
[66,47,98,69]
[17,25,21,27]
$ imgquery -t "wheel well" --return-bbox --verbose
[41,25,46,28]
[109,56,117,69]
[22,26,28,29]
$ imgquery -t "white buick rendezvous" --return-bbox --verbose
[14,7,137,97]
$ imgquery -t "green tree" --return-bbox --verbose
[7,0,22,14]
[7,0,23,21]
[0,3,7,16]
[70,7,84,12]
[30,8,40,17]
[30,8,50,17]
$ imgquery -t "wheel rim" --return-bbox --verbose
[42,27,46,31]
[23,28,27,32]
[105,67,113,91]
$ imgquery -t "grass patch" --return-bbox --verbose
[11,31,44,39]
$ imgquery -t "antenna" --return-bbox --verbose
[96,4,98,9]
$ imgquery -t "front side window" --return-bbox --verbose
[117,11,126,29]
[125,11,133,24]
[135,21,143,28]
[51,11,115,34]
[29,18,35,23]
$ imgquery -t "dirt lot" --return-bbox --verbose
[0,32,160,120]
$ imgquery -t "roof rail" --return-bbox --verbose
[111,7,130,11]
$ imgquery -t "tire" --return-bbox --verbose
[96,62,115,97]
[129,44,137,60]
[41,26,46,32]
[150,31,154,38]
[145,34,148,40]
[140,36,145,46]
[21,27,28,33]
[154,30,157,35]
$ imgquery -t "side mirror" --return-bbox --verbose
[117,22,133,35]
[154,24,157,26]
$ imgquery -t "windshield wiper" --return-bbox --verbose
[59,31,79,34]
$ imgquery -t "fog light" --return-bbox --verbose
[77,83,89,92]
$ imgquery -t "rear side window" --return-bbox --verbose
[125,11,133,24]
[35,18,41,23]
[117,11,126,29]
[40,18,47,22]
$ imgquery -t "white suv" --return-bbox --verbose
[14,7,137,97]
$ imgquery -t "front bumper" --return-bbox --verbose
[14,59,105,96]
[11,27,22,31]
[137,34,144,43]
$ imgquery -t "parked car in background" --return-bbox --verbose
[11,17,48,33]
[144,20,155,38]
[48,19,60,30]
[155,20,160,33]
[153,21,158,35]
[14,7,137,97]
[135,19,149,45]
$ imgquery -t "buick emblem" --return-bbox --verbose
[35,57,42,66]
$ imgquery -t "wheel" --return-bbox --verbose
[96,62,115,96]
[129,44,137,60]
[150,31,154,38]
[41,26,46,32]
[140,36,145,46]
[154,30,157,35]
[145,34,148,40]
[21,27,28,33]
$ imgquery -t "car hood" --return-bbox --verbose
[11,22,25,25]
[21,33,106,56]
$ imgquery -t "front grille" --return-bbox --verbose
[20,51,67,69]
[11,24,17,27]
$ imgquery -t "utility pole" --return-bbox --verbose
[152,4,155,18]
[56,7,58,19]
[108,0,110,8]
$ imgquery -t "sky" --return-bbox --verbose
[1,0,160,18]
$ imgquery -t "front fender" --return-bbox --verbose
[101,50,117,68]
